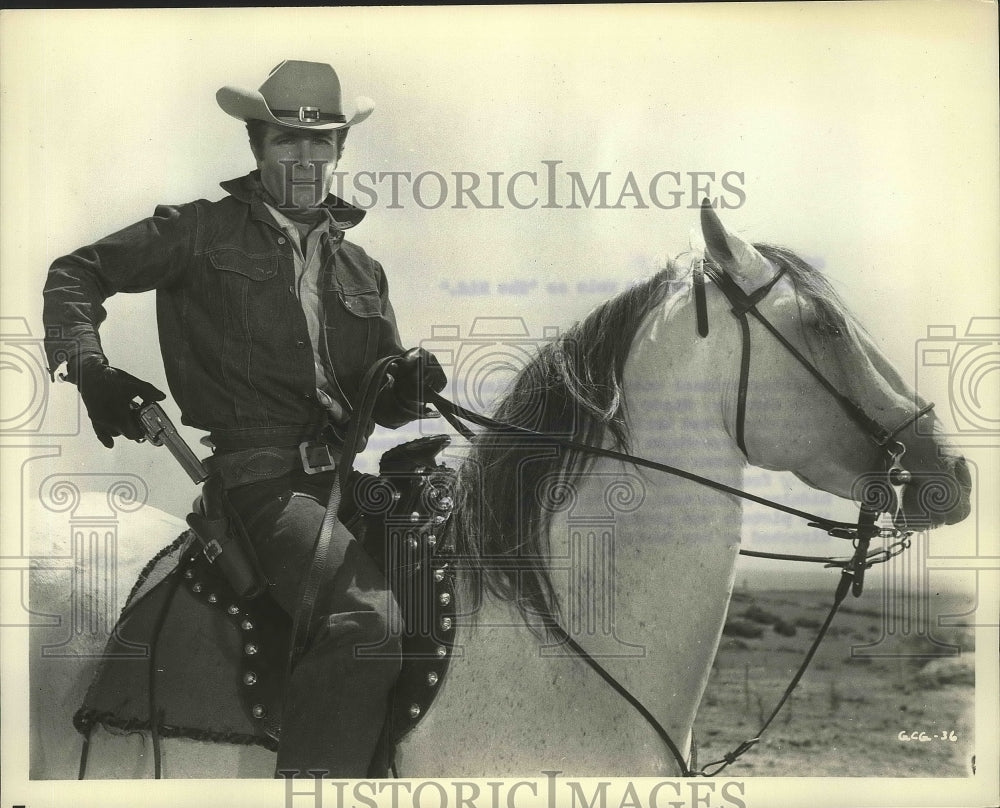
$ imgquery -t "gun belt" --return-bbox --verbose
[205,442,341,490]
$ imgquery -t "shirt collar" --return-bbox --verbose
[263,200,335,239]
[220,170,366,230]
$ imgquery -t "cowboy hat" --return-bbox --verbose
[216,60,373,130]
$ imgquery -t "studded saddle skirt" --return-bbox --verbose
[73,436,459,755]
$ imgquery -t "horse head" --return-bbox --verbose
[408,205,974,776]
[697,202,971,531]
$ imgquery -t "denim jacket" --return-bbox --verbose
[43,171,406,449]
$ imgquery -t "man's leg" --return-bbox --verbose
[228,473,402,777]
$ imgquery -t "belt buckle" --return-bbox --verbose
[299,441,336,475]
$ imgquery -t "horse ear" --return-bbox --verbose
[699,200,775,285]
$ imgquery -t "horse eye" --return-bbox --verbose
[800,311,839,338]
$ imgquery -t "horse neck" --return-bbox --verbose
[543,378,746,648]
[420,296,749,775]
[615,283,749,527]
[542,300,747,740]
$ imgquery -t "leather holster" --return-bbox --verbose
[186,473,266,599]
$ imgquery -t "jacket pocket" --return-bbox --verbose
[323,288,384,382]
[335,288,382,318]
[200,246,289,397]
[208,247,279,281]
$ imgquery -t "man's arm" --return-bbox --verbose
[42,203,196,445]
[42,202,196,379]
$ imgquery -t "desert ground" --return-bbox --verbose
[695,578,976,777]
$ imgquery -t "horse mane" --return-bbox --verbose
[451,243,861,631]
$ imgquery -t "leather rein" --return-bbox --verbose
[426,258,933,777]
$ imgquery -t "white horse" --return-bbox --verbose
[30,205,971,778]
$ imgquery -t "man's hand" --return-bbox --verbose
[390,347,447,405]
[74,357,166,448]
[372,348,447,429]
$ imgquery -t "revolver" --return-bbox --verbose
[134,402,208,484]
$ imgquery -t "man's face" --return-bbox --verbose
[253,123,340,214]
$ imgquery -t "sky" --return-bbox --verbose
[1,5,998,805]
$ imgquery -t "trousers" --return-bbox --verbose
[226,470,402,778]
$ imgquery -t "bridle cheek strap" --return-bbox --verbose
[699,261,932,457]
[695,260,786,458]
[733,313,753,457]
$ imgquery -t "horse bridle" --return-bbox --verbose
[694,257,933,529]
[428,255,934,777]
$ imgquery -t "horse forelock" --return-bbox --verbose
[752,243,869,373]
[758,244,862,328]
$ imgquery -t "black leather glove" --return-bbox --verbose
[372,348,447,428]
[389,347,447,405]
[74,357,166,448]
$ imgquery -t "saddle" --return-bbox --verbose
[73,435,458,762]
